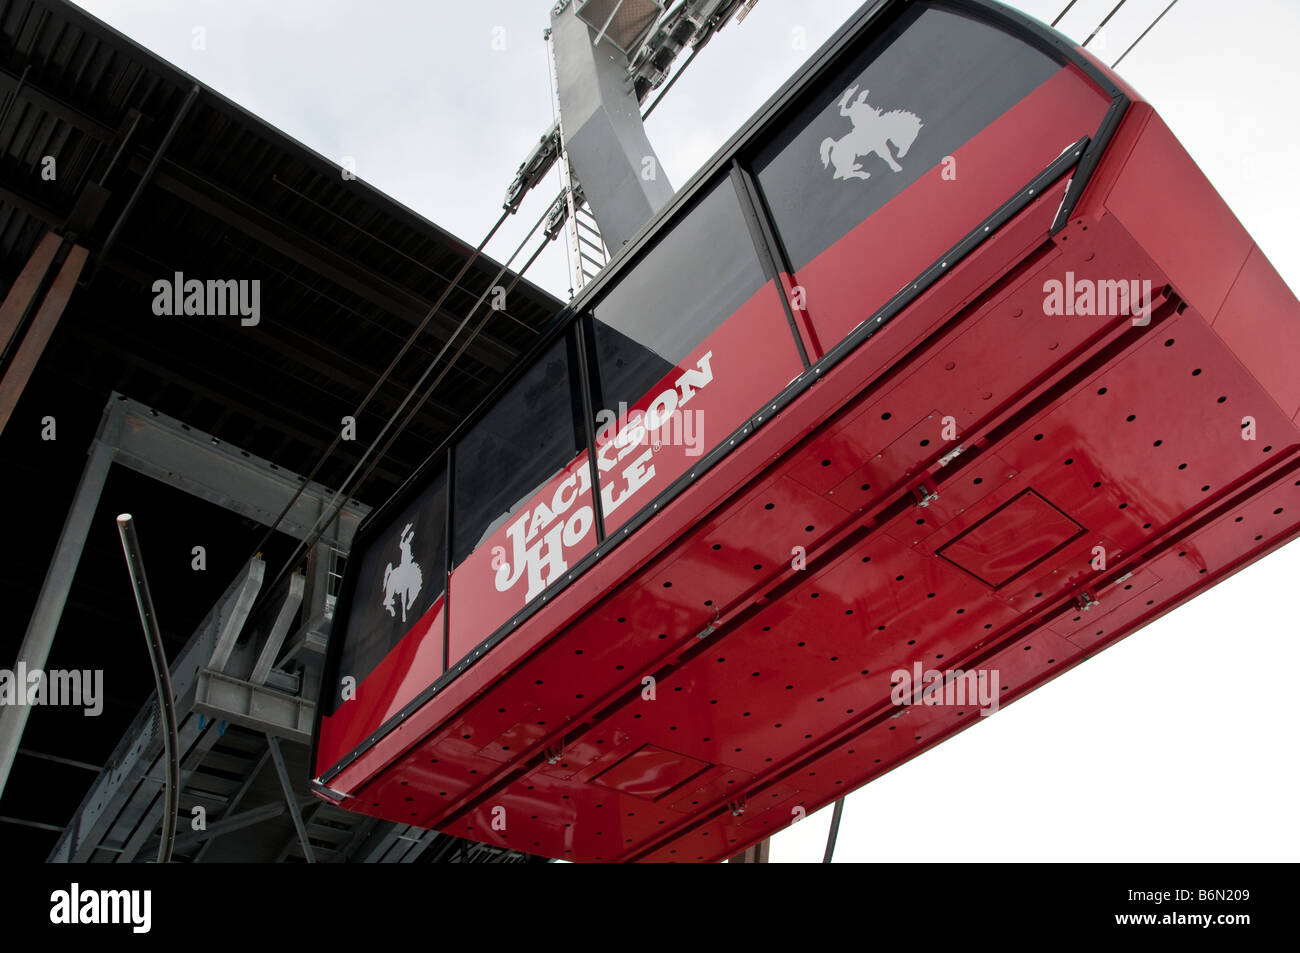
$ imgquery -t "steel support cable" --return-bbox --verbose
[1111,0,1179,68]
[342,236,553,508]
[1053,0,1179,72]
[642,43,702,121]
[1051,0,1080,28]
[256,193,562,602]
[248,204,514,560]
[1081,0,1128,47]
[115,515,180,864]
[287,242,555,604]
[268,174,540,340]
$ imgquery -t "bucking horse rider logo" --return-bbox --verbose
[382,523,423,623]
[820,84,923,181]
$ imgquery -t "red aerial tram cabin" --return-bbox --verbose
[311,0,1300,861]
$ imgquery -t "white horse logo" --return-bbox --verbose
[382,523,423,623]
[819,84,923,181]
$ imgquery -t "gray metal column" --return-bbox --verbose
[0,423,116,795]
[551,0,674,250]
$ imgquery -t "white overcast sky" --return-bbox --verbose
[68,0,1300,862]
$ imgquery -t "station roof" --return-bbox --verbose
[0,0,561,861]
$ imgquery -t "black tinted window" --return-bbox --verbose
[335,465,447,705]
[590,178,767,413]
[452,335,585,564]
[754,4,1058,270]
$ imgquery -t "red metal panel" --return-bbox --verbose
[1102,112,1254,325]
[938,490,1085,588]
[1211,244,1300,419]
[1048,567,1161,642]
[316,597,444,769]
[447,455,598,667]
[591,745,712,799]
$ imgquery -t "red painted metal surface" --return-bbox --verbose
[313,42,1300,860]
[316,596,445,771]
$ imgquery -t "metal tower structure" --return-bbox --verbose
[506,0,760,293]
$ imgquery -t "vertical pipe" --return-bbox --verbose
[115,514,180,864]
[822,797,846,863]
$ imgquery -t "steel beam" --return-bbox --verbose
[0,424,115,797]
[73,336,412,489]
[266,735,315,863]
[551,0,673,249]
[206,562,265,673]
[249,572,305,685]
[282,540,336,666]
[272,801,324,862]
[193,669,313,744]
[192,745,270,862]
[170,801,286,852]
[0,232,60,347]
[107,393,367,545]
[0,242,88,434]
[16,748,102,773]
